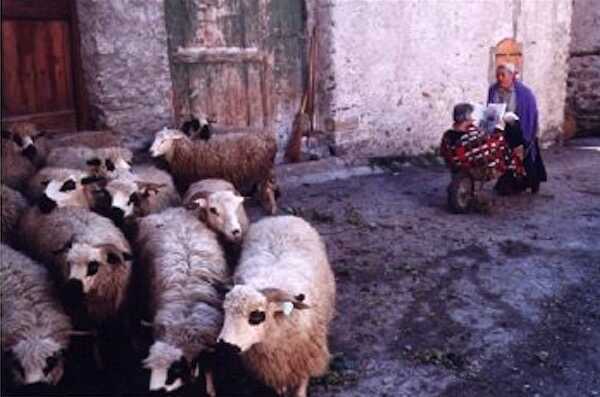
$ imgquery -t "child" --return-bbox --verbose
[440,103,479,171]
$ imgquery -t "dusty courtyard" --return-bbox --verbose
[275,138,600,397]
[6,139,599,397]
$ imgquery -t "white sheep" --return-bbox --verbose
[135,207,228,395]
[19,206,133,323]
[218,215,336,397]
[149,128,279,214]
[1,184,29,247]
[45,146,132,178]
[183,178,249,243]
[1,244,73,386]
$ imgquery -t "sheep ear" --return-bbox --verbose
[261,288,310,310]
[135,182,166,196]
[194,198,207,208]
[86,158,102,167]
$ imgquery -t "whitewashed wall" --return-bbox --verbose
[321,0,572,157]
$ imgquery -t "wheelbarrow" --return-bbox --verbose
[443,129,525,213]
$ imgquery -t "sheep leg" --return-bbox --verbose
[258,177,278,215]
[205,369,216,397]
[293,378,309,397]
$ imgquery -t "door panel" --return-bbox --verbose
[1,0,85,132]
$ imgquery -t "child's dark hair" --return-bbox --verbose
[453,103,474,124]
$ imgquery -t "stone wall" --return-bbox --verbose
[316,0,573,157]
[566,0,600,136]
[76,0,174,150]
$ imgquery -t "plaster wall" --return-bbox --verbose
[321,0,572,157]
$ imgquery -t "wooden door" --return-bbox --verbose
[1,0,87,132]
[166,0,307,132]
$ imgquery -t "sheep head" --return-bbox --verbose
[38,175,105,213]
[7,337,65,386]
[190,191,246,243]
[143,341,192,392]
[218,285,309,352]
[61,242,132,295]
[2,122,46,162]
[149,128,188,160]
[85,151,131,179]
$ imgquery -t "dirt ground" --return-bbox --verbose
[4,139,599,397]
[275,139,600,397]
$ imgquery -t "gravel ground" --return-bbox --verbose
[3,139,599,397]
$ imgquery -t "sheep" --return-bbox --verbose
[217,215,336,397]
[183,179,249,243]
[149,127,279,214]
[1,244,73,387]
[135,207,228,395]
[2,121,48,167]
[1,184,29,247]
[18,206,133,324]
[24,167,108,215]
[89,165,180,228]
[26,166,90,202]
[45,146,132,178]
[1,135,38,191]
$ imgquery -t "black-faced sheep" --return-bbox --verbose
[25,168,108,215]
[183,179,249,244]
[99,165,181,225]
[149,128,279,214]
[1,244,72,387]
[1,184,29,247]
[45,146,132,178]
[135,207,228,395]
[18,206,133,323]
[218,216,336,397]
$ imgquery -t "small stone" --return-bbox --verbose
[536,351,549,362]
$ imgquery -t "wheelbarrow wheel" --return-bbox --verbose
[448,172,474,213]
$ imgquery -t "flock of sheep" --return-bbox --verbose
[1,121,336,397]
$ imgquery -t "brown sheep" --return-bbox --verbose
[218,216,336,397]
[1,136,38,191]
[149,128,279,214]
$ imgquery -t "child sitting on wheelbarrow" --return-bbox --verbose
[440,103,525,213]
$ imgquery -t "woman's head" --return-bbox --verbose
[452,103,475,131]
[496,63,516,90]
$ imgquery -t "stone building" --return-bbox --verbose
[565,0,600,137]
[73,0,589,159]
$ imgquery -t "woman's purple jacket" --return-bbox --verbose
[487,81,539,146]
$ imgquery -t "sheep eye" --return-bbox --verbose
[87,260,100,276]
[209,207,219,216]
[106,252,121,265]
[13,135,23,146]
[41,179,50,187]
[44,354,60,376]
[248,310,266,326]
[105,159,116,172]
[60,180,77,192]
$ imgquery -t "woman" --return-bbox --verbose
[487,63,547,194]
